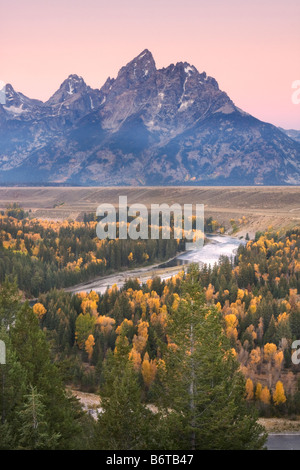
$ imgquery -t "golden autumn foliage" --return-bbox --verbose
[264,343,277,362]
[129,347,142,371]
[230,348,237,358]
[172,293,180,311]
[245,378,254,400]
[248,298,258,315]
[245,324,257,342]
[141,352,157,389]
[205,283,215,302]
[250,348,261,365]
[87,290,100,303]
[132,320,149,354]
[277,312,289,324]
[224,313,238,341]
[82,299,98,317]
[150,305,168,330]
[5,214,300,417]
[255,382,262,401]
[273,381,287,406]
[274,351,284,369]
[260,386,271,405]
[96,315,116,335]
[237,289,245,300]
[224,313,238,328]
[32,302,47,319]
[85,334,95,361]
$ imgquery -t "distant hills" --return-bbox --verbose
[280,128,300,144]
[1,49,300,186]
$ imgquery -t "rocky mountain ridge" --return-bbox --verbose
[0,49,299,185]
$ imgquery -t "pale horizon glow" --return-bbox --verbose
[1,0,299,129]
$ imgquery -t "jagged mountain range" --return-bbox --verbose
[0,49,300,186]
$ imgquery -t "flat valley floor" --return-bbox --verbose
[0,186,299,236]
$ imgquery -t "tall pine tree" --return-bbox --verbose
[156,264,267,450]
[94,332,164,450]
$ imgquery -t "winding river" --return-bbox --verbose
[66,234,245,295]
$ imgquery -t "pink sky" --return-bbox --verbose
[1,0,299,129]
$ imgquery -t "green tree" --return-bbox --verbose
[0,277,21,329]
[264,315,277,344]
[94,332,163,450]
[156,264,267,450]
[75,313,96,350]
[17,386,60,450]
[9,301,90,449]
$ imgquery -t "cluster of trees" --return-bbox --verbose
[34,228,300,418]
[0,279,93,449]
[197,228,300,414]
[0,208,229,298]
[2,208,300,448]
[0,212,185,297]
[3,203,28,220]
[93,266,266,450]
[0,267,267,449]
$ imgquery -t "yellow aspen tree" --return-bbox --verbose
[147,296,160,315]
[129,347,142,371]
[250,348,261,366]
[255,382,262,401]
[132,320,149,354]
[289,288,298,309]
[224,313,238,330]
[96,315,116,335]
[245,378,254,400]
[260,386,271,405]
[264,343,277,362]
[77,292,88,303]
[205,284,214,303]
[264,343,277,389]
[150,305,168,330]
[172,293,180,311]
[230,348,237,358]
[248,299,257,315]
[32,303,47,319]
[141,352,157,389]
[224,314,238,342]
[81,299,98,317]
[88,290,99,304]
[273,381,287,406]
[274,350,284,369]
[245,324,257,343]
[237,289,245,300]
[85,334,95,361]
